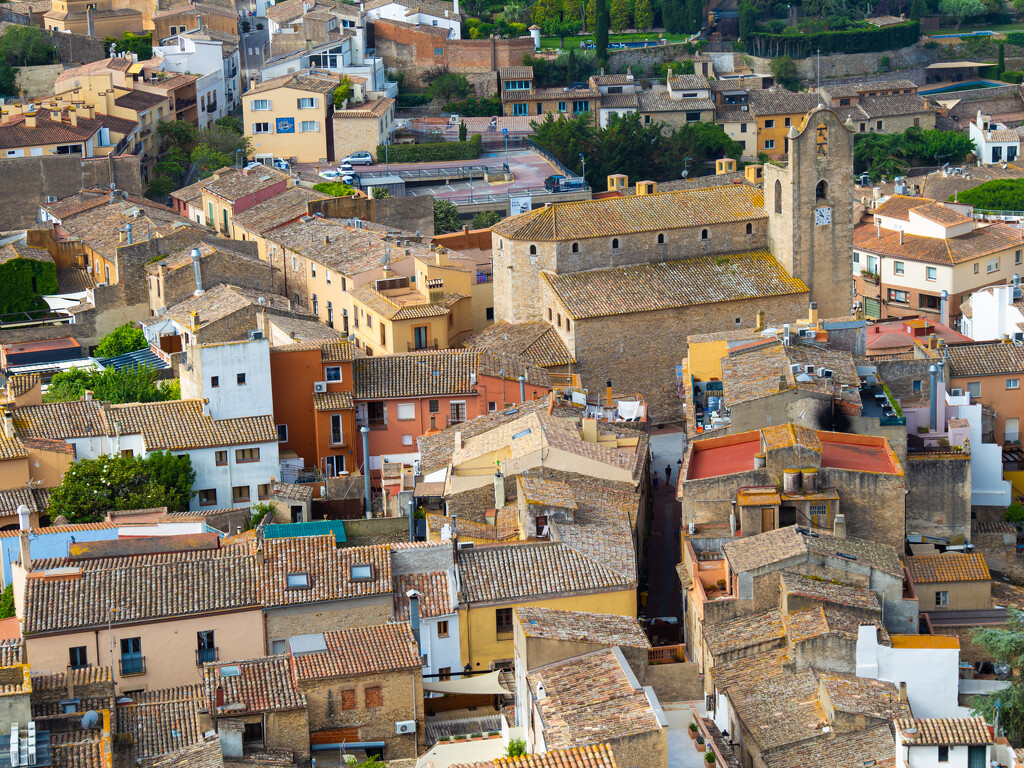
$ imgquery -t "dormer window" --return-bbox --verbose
[350,563,373,580]
[286,572,309,589]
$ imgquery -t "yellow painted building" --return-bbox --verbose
[747,90,825,160]
[44,0,143,37]
[243,69,339,165]
[0,99,139,159]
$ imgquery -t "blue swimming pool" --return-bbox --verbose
[919,80,1005,94]
[931,30,995,37]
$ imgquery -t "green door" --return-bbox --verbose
[968,745,987,768]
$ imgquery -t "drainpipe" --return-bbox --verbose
[929,364,938,431]
[361,425,371,519]
[408,495,415,543]
[518,375,525,403]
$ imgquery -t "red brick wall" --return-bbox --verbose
[371,19,535,86]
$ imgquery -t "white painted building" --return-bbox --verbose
[968,110,1020,165]
[154,35,241,127]
[363,0,461,39]
[855,625,969,719]
[895,718,993,768]
[180,336,274,420]
[960,279,1024,341]
[259,37,395,97]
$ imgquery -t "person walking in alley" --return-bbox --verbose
[665,464,672,484]
[652,470,659,489]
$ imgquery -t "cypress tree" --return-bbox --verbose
[595,0,609,61]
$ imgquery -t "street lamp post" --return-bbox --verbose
[579,152,586,183]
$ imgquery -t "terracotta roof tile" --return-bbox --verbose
[904,552,990,583]
[312,390,354,410]
[291,622,421,679]
[528,648,663,749]
[747,89,826,116]
[257,536,391,606]
[353,350,547,399]
[111,399,276,450]
[204,655,306,714]
[231,186,330,235]
[896,717,993,746]
[492,184,765,240]
[704,610,786,657]
[452,744,618,768]
[201,166,288,203]
[727,670,826,752]
[246,68,338,96]
[464,320,575,367]
[946,341,1024,376]
[766,725,897,768]
[544,251,807,320]
[515,606,650,648]
[710,647,790,693]
[854,221,1024,266]
[779,571,881,611]
[116,686,204,760]
[393,571,453,620]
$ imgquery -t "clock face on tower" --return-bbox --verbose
[815,206,832,226]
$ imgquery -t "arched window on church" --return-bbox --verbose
[774,180,783,214]
[746,223,753,235]
[529,244,537,255]
[816,180,829,200]
[571,242,579,253]
[701,229,709,241]
[657,233,665,244]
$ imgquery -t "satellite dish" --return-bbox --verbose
[680,170,689,178]
[81,710,99,729]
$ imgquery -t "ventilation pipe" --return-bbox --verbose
[518,374,526,403]
[940,290,949,327]
[16,504,30,532]
[833,513,846,539]
[407,590,421,646]
[929,364,938,431]
[801,467,817,493]
[808,301,818,325]
[125,222,132,245]
[191,247,204,296]
[937,359,945,384]
[729,500,737,538]
[361,425,371,519]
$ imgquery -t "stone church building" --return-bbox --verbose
[490,107,855,421]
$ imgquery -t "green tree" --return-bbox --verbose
[505,738,527,758]
[104,31,152,60]
[442,95,502,116]
[586,0,597,29]
[191,144,233,179]
[544,18,582,46]
[472,210,502,228]
[634,0,654,29]
[910,0,927,16]
[532,0,564,24]
[147,175,177,198]
[739,0,757,39]
[44,365,178,405]
[0,26,55,66]
[214,115,243,134]
[999,42,1006,77]
[679,59,696,74]
[459,120,468,141]
[47,452,196,523]
[157,119,199,151]
[770,54,798,89]
[0,585,13,620]
[95,323,147,358]
[197,124,251,157]
[428,73,471,102]
[372,186,391,198]
[595,0,609,61]
[683,0,702,33]
[939,0,984,27]
[0,59,16,99]
[972,608,1024,741]
[434,199,462,234]
[610,0,631,30]
[332,75,353,107]
[1007,500,1024,526]
[565,0,584,25]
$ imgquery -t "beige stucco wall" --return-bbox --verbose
[23,609,265,691]
[244,85,332,164]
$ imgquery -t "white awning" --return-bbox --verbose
[423,670,511,696]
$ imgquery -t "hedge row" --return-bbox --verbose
[396,92,431,107]
[1002,70,1024,84]
[746,20,919,58]
[376,133,482,163]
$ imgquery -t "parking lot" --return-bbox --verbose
[293,149,567,201]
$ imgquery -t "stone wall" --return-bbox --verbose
[264,597,393,652]
[306,193,435,237]
[745,42,942,81]
[45,27,107,65]
[154,240,272,312]
[905,453,971,543]
[0,154,142,231]
[823,467,906,551]
[606,45,714,76]
[16,64,65,99]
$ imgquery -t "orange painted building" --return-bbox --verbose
[269,338,359,478]
[351,351,551,467]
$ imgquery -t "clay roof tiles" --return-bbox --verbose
[747,89,826,115]
[945,341,1024,376]
[451,744,619,768]
[779,571,881,611]
[393,571,453,620]
[727,670,827,752]
[257,536,391,607]
[464,320,575,367]
[904,552,990,583]
[230,185,331,235]
[491,184,766,240]
[312,390,354,410]
[111,399,277,450]
[291,622,421,679]
[544,251,807,320]
[704,610,786,657]
[116,686,204,760]
[515,606,650,648]
[896,717,993,746]
[203,655,306,714]
[766,725,898,768]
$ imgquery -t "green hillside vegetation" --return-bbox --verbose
[951,178,1024,211]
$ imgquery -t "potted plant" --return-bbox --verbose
[688,722,698,741]
[705,750,716,766]
[695,734,705,752]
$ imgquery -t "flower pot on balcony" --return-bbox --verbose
[688,723,698,741]
[695,735,705,752]
[705,751,716,766]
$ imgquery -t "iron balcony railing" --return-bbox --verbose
[196,647,218,665]
[120,656,146,676]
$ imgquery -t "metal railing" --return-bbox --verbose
[408,338,439,351]
[496,629,513,642]
[120,656,146,676]
[353,164,509,184]
[196,647,219,665]
[443,183,590,207]
[973,208,1024,221]
[206,101,218,113]
[648,644,689,664]
[527,138,577,177]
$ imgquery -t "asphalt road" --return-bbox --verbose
[239,25,269,87]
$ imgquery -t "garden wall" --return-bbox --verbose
[745,42,942,81]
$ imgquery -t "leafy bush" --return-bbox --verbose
[1007,501,1024,526]
[397,92,431,107]
[95,323,147,358]
[1002,70,1024,83]
[0,255,57,315]
[0,26,56,66]
[434,199,462,234]
[48,451,196,523]
[472,210,502,228]
[443,95,502,116]
[854,126,976,180]
[312,182,359,196]
[45,366,180,405]
[377,134,482,163]
[0,585,13,620]
[428,73,471,102]
[1006,31,1024,47]
[746,20,919,58]
[505,739,527,757]
[953,178,1024,210]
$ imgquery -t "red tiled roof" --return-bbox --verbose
[291,623,421,680]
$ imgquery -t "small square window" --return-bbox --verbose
[1008,378,1020,390]
[286,572,309,589]
[935,590,949,607]
[913,380,921,393]
[365,685,382,708]
[488,401,497,412]
[211,376,219,387]
[927,267,937,281]
[277,424,288,442]
[258,483,270,500]
[486,307,494,320]
[402,434,413,445]
[341,689,356,709]
[198,489,217,506]
[938,746,949,763]
[429,399,439,413]
[351,563,373,580]
[325,366,341,381]
[437,620,449,638]
[237,373,246,385]
[232,485,250,503]
[894,261,904,275]
[215,450,227,466]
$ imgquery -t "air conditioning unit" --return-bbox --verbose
[248,330,264,341]
[457,541,474,550]
[395,720,417,735]
[740,105,748,111]
[817,368,833,378]
[804,364,815,374]
[46,195,57,203]
[313,381,328,393]
[798,328,814,337]
[789,364,801,374]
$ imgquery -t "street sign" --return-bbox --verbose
[502,128,508,134]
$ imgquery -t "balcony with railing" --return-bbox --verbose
[648,644,689,664]
[408,338,439,352]
[120,656,146,676]
[206,101,218,113]
[196,647,219,665]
